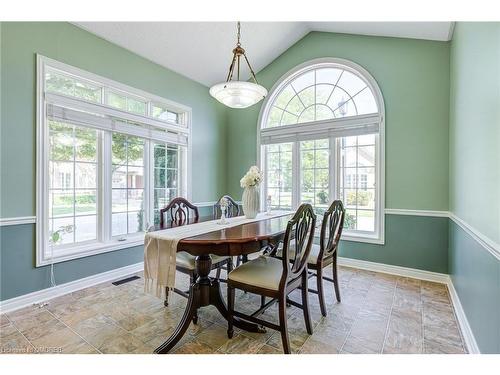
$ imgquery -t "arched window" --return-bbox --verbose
[258,58,385,243]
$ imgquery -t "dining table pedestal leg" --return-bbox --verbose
[154,254,265,354]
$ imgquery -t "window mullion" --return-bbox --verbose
[374,134,380,238]
[144,140,152,230]
[261,145,267,210]
[292,141,300,209]
[72,126,76,243]
[330,137,337,205]
[102,132,112,242]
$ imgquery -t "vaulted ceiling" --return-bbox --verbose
[75,22,453,87]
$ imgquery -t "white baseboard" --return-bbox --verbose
[0,262,143,314]
[338,256,480,354]
[447,279,480,354]
[338,257,450,284]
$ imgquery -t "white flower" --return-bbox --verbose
[240,166,263,188]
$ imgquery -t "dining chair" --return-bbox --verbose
[305,200,345,316]
[226,203,317,354]
[212,195,252,268]
[160,197,232,324]
[275,200,345,316]
[212,195,240,219]
[212,195,248,270]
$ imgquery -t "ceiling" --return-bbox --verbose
[75,22,453,87]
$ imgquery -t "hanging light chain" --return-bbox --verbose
[224,21,260,85]
[237,21,241,46]
[242,51,258,84]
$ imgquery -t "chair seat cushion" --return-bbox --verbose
[176,252,229,270]
[276,243,322,264]
[228,256,283,291]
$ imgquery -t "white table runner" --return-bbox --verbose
[143,211,292,298]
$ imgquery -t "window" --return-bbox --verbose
[153,143,185,225]
[111,134,145,237]
[339,134,377,233]
[49,122,98,245]
[265,143,293,210]
[300,139,330,213]
[259,58,385,243]
[37,55,192,266]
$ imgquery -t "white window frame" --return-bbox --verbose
[36,55,192,266]
[257,58,385,245]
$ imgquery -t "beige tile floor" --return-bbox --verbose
[0,265,467,354]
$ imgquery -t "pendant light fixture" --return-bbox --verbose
[209,22,267,109]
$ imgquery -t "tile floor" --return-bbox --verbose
[0,266,467,354]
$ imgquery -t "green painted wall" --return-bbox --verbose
[449,221,499,354]
[0,22,226,300]
[1,213,449,301]
[449,23,500,244]
[0,22,228,218]
[226,31,450,211]
[0,205,213,300]
[448,22,500,354]
[340,215,449,273]
[1,224,142,301]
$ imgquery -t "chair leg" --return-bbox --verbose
[216,266,222,280]
[278,294,291,354]
[316,267,327,317]
[260,295,266,308]
[164,287,169,307]
[332,254,341,302]
[240,255,249,294]
[227,285,235,338]
[301,271,313,334]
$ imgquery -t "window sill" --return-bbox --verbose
[340,234,385,245]
[313,227,385,246]
[37,235,145,267]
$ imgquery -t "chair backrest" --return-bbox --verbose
[160,197,199,227]
[280,203,316,288]
[318,200,345,261]
[213,195,240,219]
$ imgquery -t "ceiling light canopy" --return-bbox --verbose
[209,22,267,109]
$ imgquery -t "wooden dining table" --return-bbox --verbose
[151,213,293,354]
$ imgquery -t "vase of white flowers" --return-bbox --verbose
[240,166,262,219]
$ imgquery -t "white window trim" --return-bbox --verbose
[36,55,193,266]
[257,58,385,245]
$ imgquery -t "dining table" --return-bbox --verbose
[149,212,294,354]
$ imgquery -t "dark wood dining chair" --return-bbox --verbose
[275,200,345,316]
[212,195,240,219]
[226,204,317,353]
[212,195,252,268]
[160,197,232,324]
[306,200,345,316]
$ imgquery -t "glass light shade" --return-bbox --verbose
[209,81,267,109]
